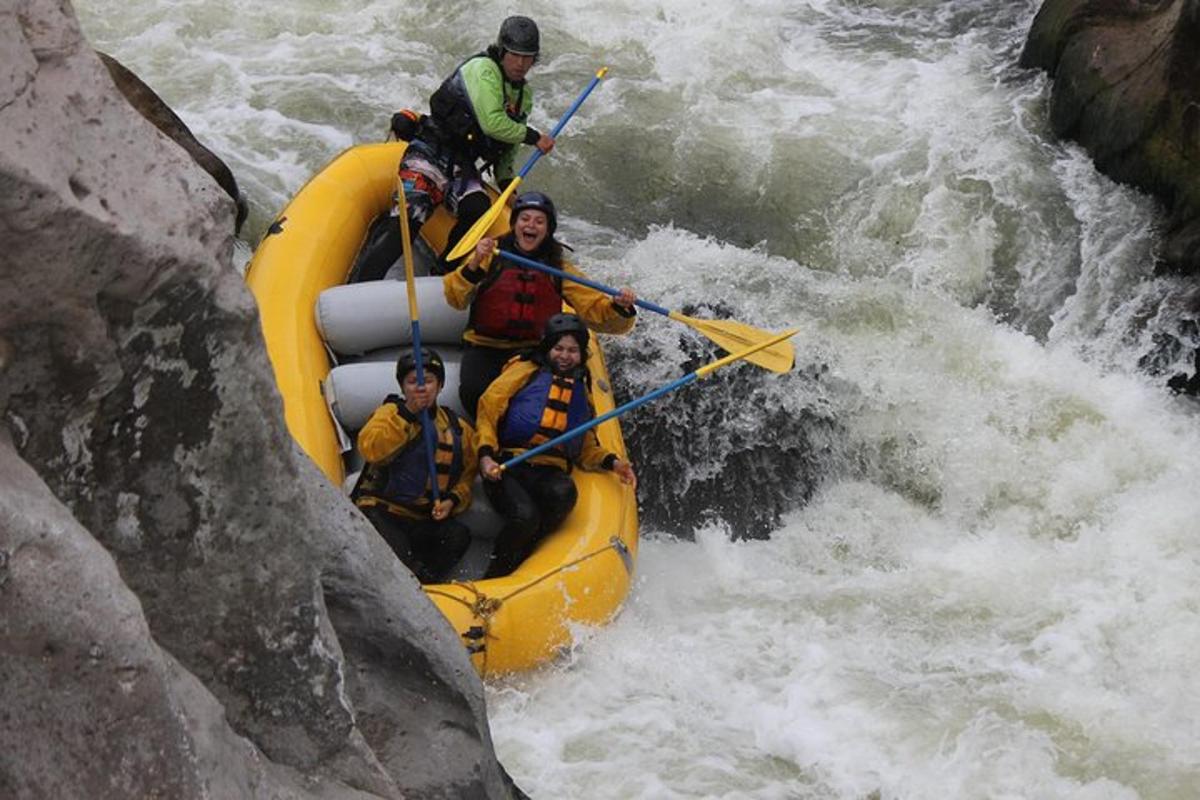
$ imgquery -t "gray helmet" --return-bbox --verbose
[498,16,540,57]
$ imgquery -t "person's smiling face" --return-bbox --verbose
[513,208,549,252]
[547,336,582,373]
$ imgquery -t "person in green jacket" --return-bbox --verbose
[356,16,556,281]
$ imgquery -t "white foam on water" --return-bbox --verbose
[491,230,1200,795]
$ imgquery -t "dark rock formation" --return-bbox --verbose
[1134,283,1200,394]
[97,50,248,234]
[0,2,517,797]
[1020,0,1200,274]
[607,305,845,540]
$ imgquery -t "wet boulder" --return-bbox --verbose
[606,304,845,540]
[1020,0,1200,274]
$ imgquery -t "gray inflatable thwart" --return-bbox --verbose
[315,276,468,356]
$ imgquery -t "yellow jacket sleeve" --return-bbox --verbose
[575,424,615,472]
[560,259,637,335]
[442,258,488,310]
[357,398,420,464]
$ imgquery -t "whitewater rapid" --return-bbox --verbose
[77,0,1200,796]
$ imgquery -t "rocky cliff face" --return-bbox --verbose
[0,2,516,798]
[1021,0,1200,274]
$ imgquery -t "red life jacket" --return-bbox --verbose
[470,260,563,341]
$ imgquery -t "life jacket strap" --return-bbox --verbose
[529,376,575,446]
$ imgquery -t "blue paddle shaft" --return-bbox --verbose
[501,372,698,471]
[516,71,607,180]
[497,249,671,317]
[409,319,440,502]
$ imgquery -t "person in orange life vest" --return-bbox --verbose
[475,313,636,577]
[443,191,637,417]
[352,348,476,583]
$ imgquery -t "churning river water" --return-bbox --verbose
[77,0,1200,797]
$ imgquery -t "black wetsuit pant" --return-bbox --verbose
[351,193,492,282]
[361,505,471,583]
[459,344,523,420]
[483,463,578,578]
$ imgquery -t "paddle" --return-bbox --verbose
[444,66,610,262]
[497,328,800,472]
[495,249,796,373]
[397,184,441,503]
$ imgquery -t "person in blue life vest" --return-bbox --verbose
[355,16,556,281]
[443,190,637,417]
[474,313,636,577]
[352,348,476,583]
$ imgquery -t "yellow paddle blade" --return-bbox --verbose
[445,178,522,261]
[671,312,797,373]
[696,328,800,378]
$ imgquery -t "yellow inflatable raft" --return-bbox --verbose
[246,142,638,675]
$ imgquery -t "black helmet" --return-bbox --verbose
[540,313,588,355]
[511,190,557,234]
[497,15,540,56]
[396,347,446,386]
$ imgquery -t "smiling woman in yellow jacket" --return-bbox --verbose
[474,313,635,577]
[442,191,637,416]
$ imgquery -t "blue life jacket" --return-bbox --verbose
[375,408,465,510]
[499,369,592,462]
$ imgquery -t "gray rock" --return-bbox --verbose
[0,430,370,800]
[606,308,848,540]
[0,1,519,797]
